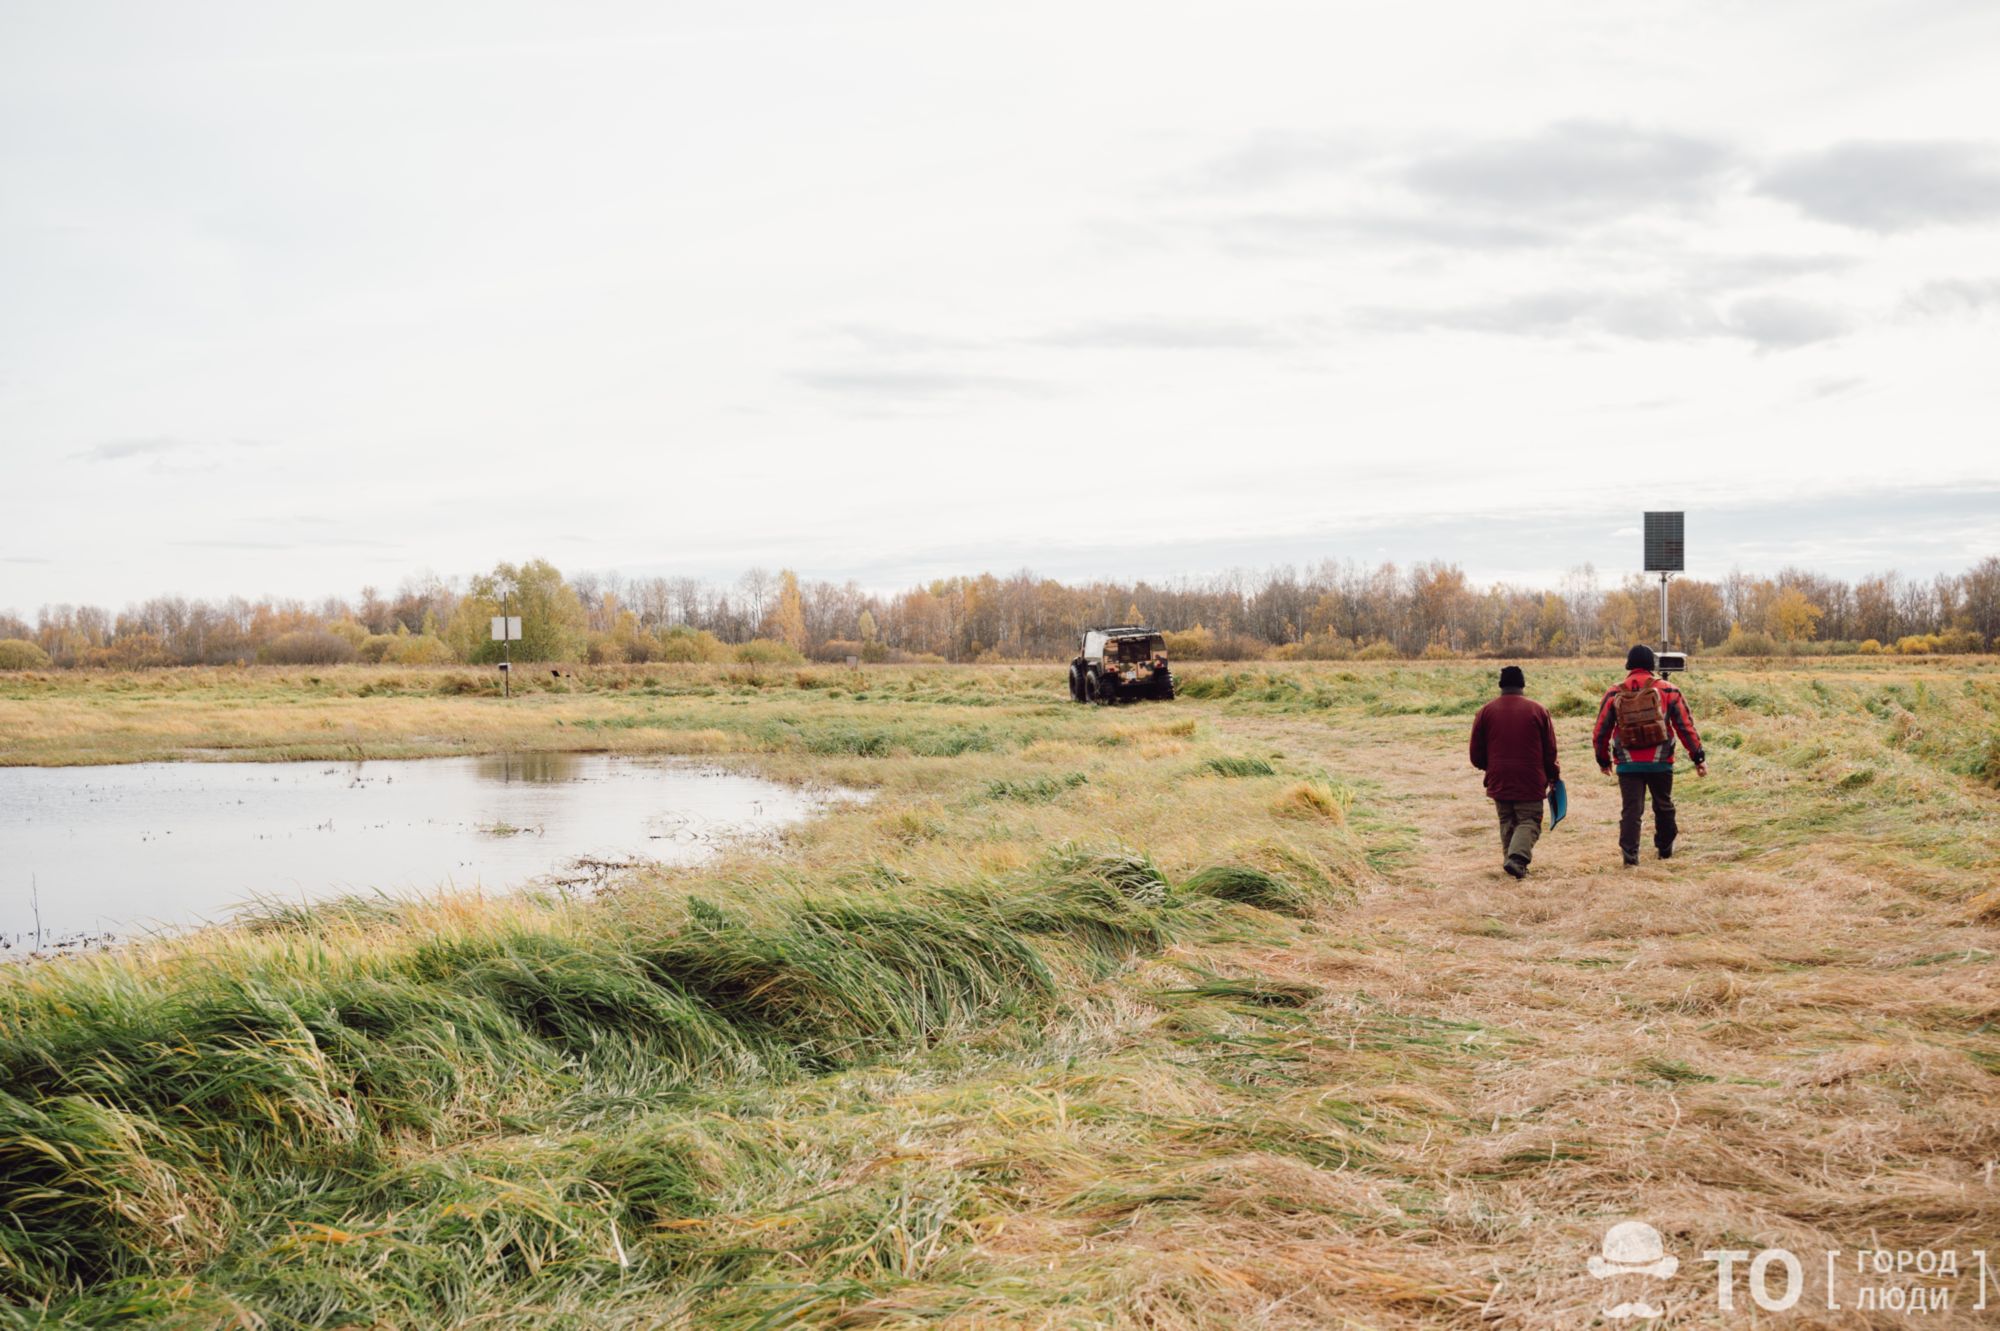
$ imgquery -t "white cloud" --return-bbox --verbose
[1402,120,1736,222]
[1723,295,1850,349]
[1760,140,2000,232]
[3,2,1999,608]
[1356,288,1848,350]
[1903,277,2000,316]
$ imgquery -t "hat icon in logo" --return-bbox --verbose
[1588,1221,1679,1281]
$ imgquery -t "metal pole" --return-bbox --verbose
[503,591,511,698]
[1658,573,1670,652]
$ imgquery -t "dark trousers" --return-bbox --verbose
[1618,771,1677,855]
[1494,798,1543,869]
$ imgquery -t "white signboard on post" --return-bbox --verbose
[490,616,522,642]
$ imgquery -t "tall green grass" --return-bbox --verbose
[1200,755,1277,778]
[0,827,1285,1321]
[1182,865,1311,915]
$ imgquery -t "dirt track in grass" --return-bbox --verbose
[1196,703,2000,1327]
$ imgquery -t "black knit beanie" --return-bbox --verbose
[1625,644,1657,672]
[1498,665,1526,690]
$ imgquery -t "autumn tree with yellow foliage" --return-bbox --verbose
[768,570,808,653]
[1766,586,1825,642]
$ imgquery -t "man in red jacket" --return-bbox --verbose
[1593,645,1707,866]
[1469,665,1562,879]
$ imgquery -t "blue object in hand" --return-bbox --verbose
[1548,779,1568,831]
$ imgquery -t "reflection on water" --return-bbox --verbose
[474,751,583,784]
[1,754,846,947]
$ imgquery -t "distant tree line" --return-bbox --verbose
[3,555,1997,670]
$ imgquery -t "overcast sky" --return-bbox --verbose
[5,1,1999,610]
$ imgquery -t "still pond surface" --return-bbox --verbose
[2,753,843,947]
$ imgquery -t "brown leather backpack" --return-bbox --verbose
[1614,684,1672,749]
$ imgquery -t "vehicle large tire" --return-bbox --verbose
[1084,671,1104,705]
[1068,663,1086,702]
[1153,672,1176,701]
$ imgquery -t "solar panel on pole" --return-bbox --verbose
[1644,512,1684,572]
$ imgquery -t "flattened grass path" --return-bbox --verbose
[1201,702,2000,1327]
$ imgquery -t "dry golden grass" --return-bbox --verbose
[2,658,1997,1327]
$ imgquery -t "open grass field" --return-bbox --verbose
[3,658,1999,1328]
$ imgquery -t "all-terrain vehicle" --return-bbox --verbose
[1069,625,1175,703]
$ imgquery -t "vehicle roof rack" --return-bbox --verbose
[1086,624,1156,634]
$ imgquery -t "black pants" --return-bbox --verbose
[1618,771,1677,855]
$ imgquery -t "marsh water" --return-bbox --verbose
[1,754,842,948]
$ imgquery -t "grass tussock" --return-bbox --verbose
[1272,776,1352,822]
[1181,865,1312,915]
[984,770,1088,802]
[1201,755,1277,778]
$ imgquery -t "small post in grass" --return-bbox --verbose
[491,595,523,698]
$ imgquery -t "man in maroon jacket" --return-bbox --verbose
[1468,665,1562,879]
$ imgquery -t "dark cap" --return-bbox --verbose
[1625,644,1657,672]
[1499,665,1526,690]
